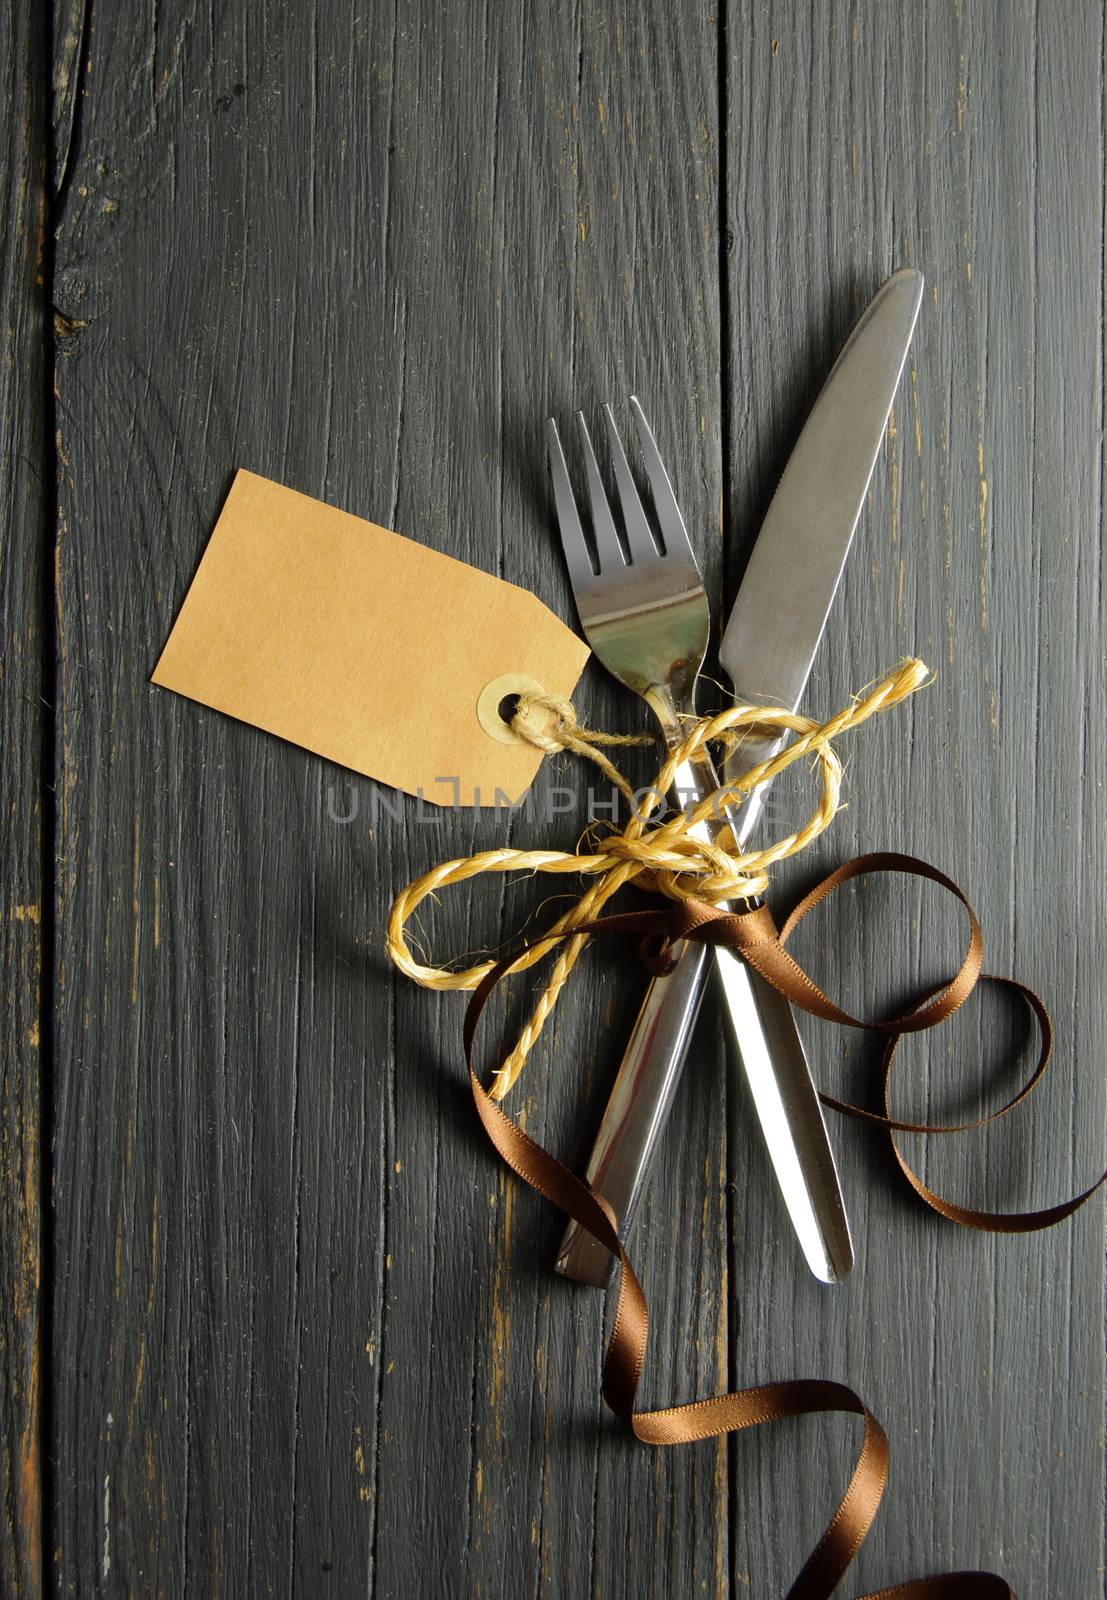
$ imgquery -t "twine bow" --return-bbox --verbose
[387,658,929,1097]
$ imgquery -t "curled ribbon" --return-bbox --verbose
[462,857,1105,1597]
[387,665,1106,1597]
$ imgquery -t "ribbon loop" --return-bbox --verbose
[776,852,985,1033]
[389,662,1104,1597]
[454,850,1104,1600]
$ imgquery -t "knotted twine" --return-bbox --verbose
[387,659,928,1098]
[385,660,1106,1599]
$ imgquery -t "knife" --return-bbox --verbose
[556,267,925,1285]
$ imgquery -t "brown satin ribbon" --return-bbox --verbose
[461,852,1106,1598]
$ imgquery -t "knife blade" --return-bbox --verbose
[720,268,925,709]
[555,267,925,1286]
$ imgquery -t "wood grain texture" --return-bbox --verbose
[0,3,47,1594]
[49,2,726,1593]
[34,0,1106,1596]
[723,3,1106,1594]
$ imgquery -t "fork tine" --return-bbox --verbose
[629,395,695,563]
[601,403,658,563]
[575,411,627,572]
[546,417,595,587]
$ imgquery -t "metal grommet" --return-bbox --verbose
[476,673,554,746]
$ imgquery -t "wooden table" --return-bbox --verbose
[4,3,1104,1594]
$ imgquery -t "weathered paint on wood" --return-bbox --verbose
[0,3,47,1594]
[18,0,1107,1595]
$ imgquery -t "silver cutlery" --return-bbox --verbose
[546,400,852,1286]
[552,267,925,1285]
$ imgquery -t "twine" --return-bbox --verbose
[386,659,930,1099]
[501,689,654,808]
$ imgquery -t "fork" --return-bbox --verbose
[546,398,853,1285]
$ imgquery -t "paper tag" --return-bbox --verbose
[152,470,590,806]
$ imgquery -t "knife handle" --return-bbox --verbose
[710,946,854,1282]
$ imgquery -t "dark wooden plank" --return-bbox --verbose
[49,0,728,1593]
[46,0,1106,1595]
[366,7,728,1596]
[724,3,1105,1594]
[48,5,401,1591]
[0,4,48,1594]
[50,0,88,197]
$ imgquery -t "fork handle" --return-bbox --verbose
[555,756,854,1288]
[553,940,713,1285]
